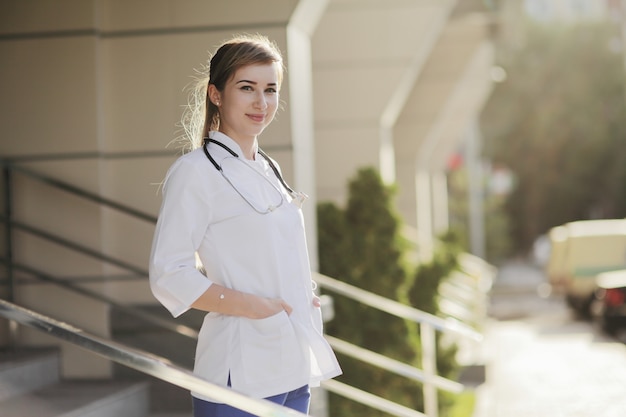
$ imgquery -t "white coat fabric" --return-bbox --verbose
[149,131,341,401]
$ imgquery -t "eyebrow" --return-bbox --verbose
[235,79,278,87]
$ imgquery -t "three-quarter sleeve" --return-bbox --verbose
[149,157,214,317]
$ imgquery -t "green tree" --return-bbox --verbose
[319,168,418,416]
[447,167,513,264]
[406,230,461,381]
[481,22,626,252]
[318,167,461,416]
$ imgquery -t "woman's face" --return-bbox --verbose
[212,63,280,144]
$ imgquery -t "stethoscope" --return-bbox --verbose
[202,137,307,213]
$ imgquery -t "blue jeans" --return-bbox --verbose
[192,384,311,417]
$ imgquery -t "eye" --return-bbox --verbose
[240,85,253,91]
[265,87,278,94]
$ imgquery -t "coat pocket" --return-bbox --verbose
[239,311,304,384]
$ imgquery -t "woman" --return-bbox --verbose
[149,34,341,417]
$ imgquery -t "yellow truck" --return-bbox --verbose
[546,219,626,314]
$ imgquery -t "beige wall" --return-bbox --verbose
[1,0,107,375]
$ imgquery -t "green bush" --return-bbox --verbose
[318,167,462,416]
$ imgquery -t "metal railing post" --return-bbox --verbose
[420,322,438,417]
[2,165,13,302]
[2,164,18,347]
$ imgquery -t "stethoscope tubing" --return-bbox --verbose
[202,137,296,197]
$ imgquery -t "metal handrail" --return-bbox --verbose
[1,159,485,417]
[313,272,482,341]
[2,162,157,224]
[325,335,464,393]
[3,256,468,417]
[314,272,482,417]
[0,258,199,339]
[0,158,156,303]
[0,299,306,417]
[322,380,426,417]
[0,216,149,277]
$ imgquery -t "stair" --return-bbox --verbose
[0,347,150,417]
[110,305,204,414]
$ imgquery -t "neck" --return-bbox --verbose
[219,130,257,160]
[236,138,257,160]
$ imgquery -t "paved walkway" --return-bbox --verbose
[473,260,626,417]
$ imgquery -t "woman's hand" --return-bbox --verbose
[312,295,322,308]
[193,285,292,319]
[248,296,293,319]
[249,294,321,319]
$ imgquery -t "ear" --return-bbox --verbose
[207,84,221,106]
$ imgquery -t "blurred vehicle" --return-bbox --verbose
[546,225,569,291]
[591,269,626,339]
[545,219,626,314]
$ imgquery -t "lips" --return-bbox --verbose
[247,114,265,123]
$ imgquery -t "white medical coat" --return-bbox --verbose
[149,131,341,401]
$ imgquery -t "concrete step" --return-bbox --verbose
[111,305,199,414]
[0,347,60,401]
[0,379,150,417]
[0,347,150,417]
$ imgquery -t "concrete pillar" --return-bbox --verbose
[432,171,449,235]
[416,169,435,260]
[395,11,495,247]
[466,119,486,259]
[286,0,330,271]
[312,0,456,204]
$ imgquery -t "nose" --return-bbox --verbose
[253,91,268,110]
